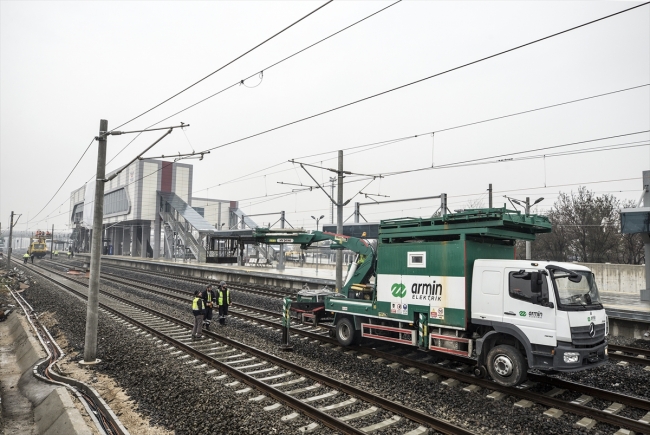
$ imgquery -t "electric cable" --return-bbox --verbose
[202,2,650,153]
[24,132,647,231]
[110,0,334,133]
[376,131,650,178]
[106,0,401,168]
[192,118,650,194]
[29,137,96,223]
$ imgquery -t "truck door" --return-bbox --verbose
[503,269,556,347]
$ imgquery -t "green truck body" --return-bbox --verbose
[254,208,609,386]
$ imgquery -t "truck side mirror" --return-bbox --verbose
[532,270,554,308]
[530,272,542,293]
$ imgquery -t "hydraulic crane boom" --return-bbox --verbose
[252,228,375,295]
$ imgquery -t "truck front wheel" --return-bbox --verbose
[336,318,359,346]
[486,345,527,387]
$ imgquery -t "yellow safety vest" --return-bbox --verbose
[23,253,29,258]
[192,297,203,311]
[218,289,230,305]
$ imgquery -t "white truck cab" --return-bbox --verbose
[471,260,608,385]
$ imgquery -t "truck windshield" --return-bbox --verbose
[552,270,602,309]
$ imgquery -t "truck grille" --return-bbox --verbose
[570,323,606,346]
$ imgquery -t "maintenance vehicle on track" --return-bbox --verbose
[254,207,608,387]
[27,230,50,259]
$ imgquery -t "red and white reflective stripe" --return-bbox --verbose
[429,333,470,356]
[361,323,416,346]
[429,345,470,356]
[290,306,325,313]
[429,334,470,344]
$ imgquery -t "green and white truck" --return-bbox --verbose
[254,208,608,386]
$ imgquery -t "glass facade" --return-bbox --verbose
[104,188,129,216]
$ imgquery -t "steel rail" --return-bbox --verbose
[22,263,368,435]
[26,262,475,435]
[607,352,650,365]
[609,344,650,358]
[77,270,335,336]
[607,342,650,365]
[45,261,650,418]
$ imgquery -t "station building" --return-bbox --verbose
[69,159,237,262]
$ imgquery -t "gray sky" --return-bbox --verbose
[1,1,649,233]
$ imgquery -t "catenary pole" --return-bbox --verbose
[84,119,108,364]
[7,212,14,268]
[336,151,343,292]
[50,224,54,259]
[488,184,493,208]
[330,177,336,224]
[525,197,531,260]
[278,211,285,271]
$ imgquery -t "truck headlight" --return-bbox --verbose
[605,346,608,356]
[563,352,580,363]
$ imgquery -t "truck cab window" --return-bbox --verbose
[509,271,547,303]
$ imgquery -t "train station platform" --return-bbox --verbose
[75,253,337,290]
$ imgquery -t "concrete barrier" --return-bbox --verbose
[35,388,91,435]
[578,262,644,293]
[0,311,92,435]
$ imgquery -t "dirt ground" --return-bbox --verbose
[38,311,173,435]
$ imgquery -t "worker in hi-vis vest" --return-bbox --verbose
[191,290,206,340]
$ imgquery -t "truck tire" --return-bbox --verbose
[486,344,527,387]
[336,318,359,346]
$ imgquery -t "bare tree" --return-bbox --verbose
[532,208,572,261]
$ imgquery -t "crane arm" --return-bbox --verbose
[252,229,375,295]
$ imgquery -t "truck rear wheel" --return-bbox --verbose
[486,344,527,387]
[336,318,359,346]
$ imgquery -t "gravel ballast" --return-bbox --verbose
[24,260,650,435]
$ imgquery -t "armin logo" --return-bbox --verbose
[410,280,443,301]
[519,311,527,317]
[391,283,407,298]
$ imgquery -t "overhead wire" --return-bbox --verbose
[201,2,650,153]
[29,2,649,225]
[192,83,649,194]
[26,132,647,231]
[105,0,400,169]
[32,0,345,224]
[375,131,650,178]
[110,0,334,134]
[29,136,96,223]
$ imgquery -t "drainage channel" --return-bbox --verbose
[8,285,127,435]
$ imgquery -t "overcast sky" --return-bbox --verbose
[1,1,649,234]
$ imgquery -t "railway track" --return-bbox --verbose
[49,258,297,299]
[34,259,650,433]
[24,261,475,435]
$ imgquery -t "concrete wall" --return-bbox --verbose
[1,308,92,435]
[578,262,644,293]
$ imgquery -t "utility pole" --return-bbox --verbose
[7,212,14,268]
[330,177,336,224]
[84,119,108,365]
[488,184,493,208]
[50,224,54,259]
[278,211,285,271]
[525,197,531,260]
[336,151,343,292]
